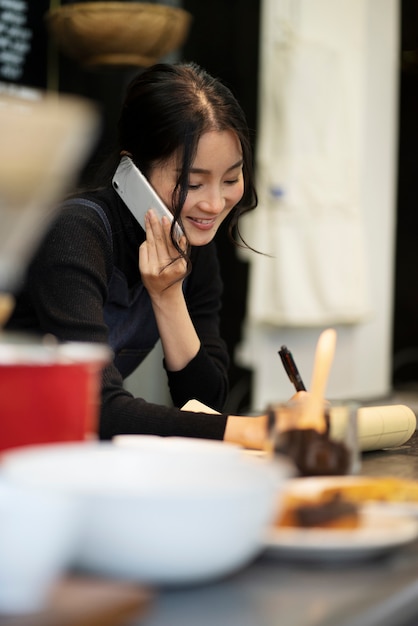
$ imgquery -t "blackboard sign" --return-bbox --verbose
[0,0,50,89]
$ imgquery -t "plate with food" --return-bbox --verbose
[278,475,418,514]
[264,476,418,562]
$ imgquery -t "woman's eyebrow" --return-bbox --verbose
[189,159,244,175]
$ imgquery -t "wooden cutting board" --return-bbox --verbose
[0,575,153,626]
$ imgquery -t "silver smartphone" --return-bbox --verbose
[112,156,183,240]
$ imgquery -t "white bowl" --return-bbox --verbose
[1,440,292,585]
[112,434,243,473]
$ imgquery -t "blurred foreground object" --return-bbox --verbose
[45,2,193,67]
[269,401,359,477]
[0,576,153,624]
[0,293,14,328]
[0,338,111,454]
[0,477,79,614]
[0,91,98,293]
[2,438,293,585]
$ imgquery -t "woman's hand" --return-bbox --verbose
[139,209,200,372]
[289,390,309,403]
[139,209,187,301]
[223,392,311,450]
[224,414,269,450]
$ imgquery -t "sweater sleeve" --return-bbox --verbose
[8,203,229,441]
[165,243,230,410]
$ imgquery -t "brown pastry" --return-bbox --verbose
[275,427,351,476]
[277,492,360,529]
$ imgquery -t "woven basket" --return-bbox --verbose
[45,2,192,67]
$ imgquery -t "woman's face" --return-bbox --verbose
[149,129,244,246]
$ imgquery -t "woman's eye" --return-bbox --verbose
[188,183,201,190]
[224,178,239,186]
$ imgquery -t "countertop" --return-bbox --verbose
[136,431,418,626]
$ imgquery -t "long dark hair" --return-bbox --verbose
[92,62,257,255]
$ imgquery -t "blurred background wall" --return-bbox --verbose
[237,0,399,410]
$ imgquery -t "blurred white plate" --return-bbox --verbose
[280,475,374,498]
[264,507,418,563]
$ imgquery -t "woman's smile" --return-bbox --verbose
[186,216,218,230]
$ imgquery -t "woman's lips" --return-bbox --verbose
[186,216,217,231]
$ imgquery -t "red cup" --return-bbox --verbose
[0,338,111,453]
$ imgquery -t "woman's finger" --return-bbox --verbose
[145,210,171,264]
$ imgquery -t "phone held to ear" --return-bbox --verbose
[112,156,184,241]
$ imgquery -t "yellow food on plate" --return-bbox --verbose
[319,477,418,504]
[275,476,418,530]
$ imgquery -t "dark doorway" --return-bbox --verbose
[392,0,418,388]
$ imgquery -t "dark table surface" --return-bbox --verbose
[361,430,418,479]
[136,431,418,626]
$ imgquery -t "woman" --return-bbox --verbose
[6,62,278,448]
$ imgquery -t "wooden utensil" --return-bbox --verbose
[0,294,14,328]
[299,328,337,432]
[0,575,153,626]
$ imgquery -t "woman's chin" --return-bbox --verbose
[184,226,218,247]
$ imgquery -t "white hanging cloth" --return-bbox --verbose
[241,0,372,326]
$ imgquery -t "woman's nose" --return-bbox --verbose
[200,188,225,213]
